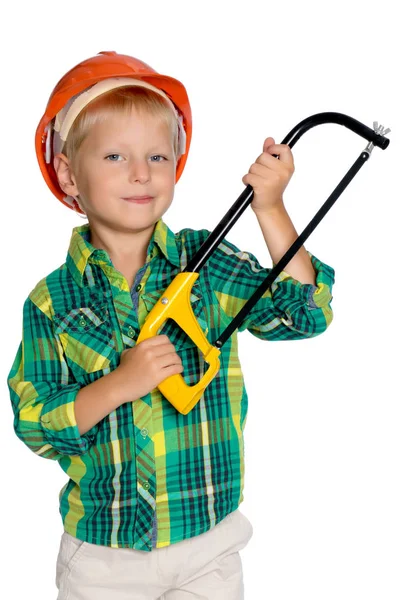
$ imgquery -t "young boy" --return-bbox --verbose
[7,51,335,600]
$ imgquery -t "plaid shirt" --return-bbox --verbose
[7,218,335,551]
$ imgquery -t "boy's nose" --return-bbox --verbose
[129,161,150,184]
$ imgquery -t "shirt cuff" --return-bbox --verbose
[39,384,99,455]
[271,250,335,312]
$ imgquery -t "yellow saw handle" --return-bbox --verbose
[136,272,221,414]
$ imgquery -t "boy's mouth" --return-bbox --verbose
[122,196,154,204]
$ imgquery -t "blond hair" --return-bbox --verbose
[61,85,180,177]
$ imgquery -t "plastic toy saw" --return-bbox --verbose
[136,112,391,415]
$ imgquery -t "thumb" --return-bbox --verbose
[263,137,275,152]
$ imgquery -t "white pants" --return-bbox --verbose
[55,508,254,600]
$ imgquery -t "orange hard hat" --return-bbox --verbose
[35,50,192,214]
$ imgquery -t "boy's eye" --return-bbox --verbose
[104,154,167,162]
[105,154,122,161]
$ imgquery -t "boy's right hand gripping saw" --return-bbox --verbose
[136,112,391,415]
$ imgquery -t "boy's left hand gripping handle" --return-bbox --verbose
[136,273,221,415]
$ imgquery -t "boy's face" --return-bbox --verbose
[55,106,177,236]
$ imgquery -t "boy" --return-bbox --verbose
[7,51,335,600]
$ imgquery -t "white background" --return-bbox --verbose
[1,1,399,598]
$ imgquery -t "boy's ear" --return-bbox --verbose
[53,153,80,197]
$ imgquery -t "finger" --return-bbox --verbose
[265,143,294,167]
[152,334,172,344]
[138,334,173,348]
[263,137,275,153]
[160,363,184,380]
[248,162,273,178]
[254,152,292,175]
[158,353,183,371]
[242,172,264,187]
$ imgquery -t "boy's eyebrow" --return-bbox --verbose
[98,142,173,152]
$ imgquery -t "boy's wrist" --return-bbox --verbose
[107,364,139,406]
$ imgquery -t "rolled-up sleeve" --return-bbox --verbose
[208,238,335,341]
[7,297,99,460]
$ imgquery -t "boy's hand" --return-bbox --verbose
[242,137,295,214]
[115,336,184,404]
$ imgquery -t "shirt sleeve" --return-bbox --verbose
[207,237,335,341]
[7,296,99,460]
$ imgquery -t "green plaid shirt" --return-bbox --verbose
[7,218,335,551]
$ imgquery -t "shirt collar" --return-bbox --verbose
[66,218,181,288]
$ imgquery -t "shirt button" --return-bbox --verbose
[136,283,142,292]
[127,326,135,338]
[141,428,148,438]
[79,318,87,327]
[143,482,150,490]
[280,312,293,326]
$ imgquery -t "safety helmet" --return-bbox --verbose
[35,50,192,214]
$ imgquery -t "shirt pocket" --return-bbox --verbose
[53,302,117,381]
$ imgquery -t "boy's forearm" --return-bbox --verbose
[74,368,132,436]
[254,203,316,285]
